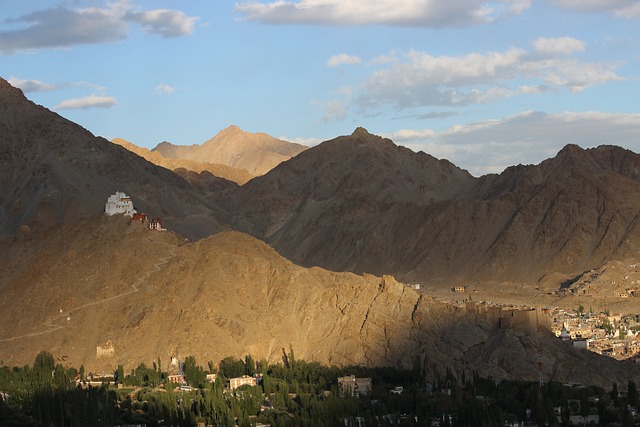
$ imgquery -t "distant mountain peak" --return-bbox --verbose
[558,143,583,154]
[152,125,307,176]
[348,127,390,146]
[219,124,244,136]
[352,127,372,137]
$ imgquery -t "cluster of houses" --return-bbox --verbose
[157,372,376,398]
[105,191,165,231]
[436,290,640,362]
[166,372,265,392]
[551,308,640,360]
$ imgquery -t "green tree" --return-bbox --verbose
[184,356,206,388]
[33,351,55,375]
[116,365,125,385]
[244,355,256,376]
[610,382,619,404]
[219,357,245,379]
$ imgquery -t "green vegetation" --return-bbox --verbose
[0,351,638,426]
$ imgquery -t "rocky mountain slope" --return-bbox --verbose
[223,129,640,286]
[6,74,639,288]
[112,137,253,185]
[3,78,640,388]
[0,78,228,239]
[1,215,636,388]
[152,125,308,176]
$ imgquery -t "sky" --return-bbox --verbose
[1,0,640,176]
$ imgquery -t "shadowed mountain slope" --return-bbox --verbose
[152,125,308,176]
[1,215,637,388]
[0,78,228,239]
[224,129,640,285]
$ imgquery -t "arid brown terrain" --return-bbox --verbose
[112,137,254,185]
[222,129,640,288]
[0,78,228,240]
[152,125,307,177]
[2,76,640,387]
[1,215,638,388]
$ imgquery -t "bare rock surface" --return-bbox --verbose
[112,137,254,185]
[223,129,640,286]
[152,125,308,176]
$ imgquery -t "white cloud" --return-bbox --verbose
[55,95,117,110]
[314,99,348,122]
[124,9,198,37]
[0,3,197,54]
[279,136,322,146]
[533,36,586,56]
[357,39,622,109]
[370,54,398,65]
[8,77,59,92]
[552,0,640,18]
[387,128,438,140]
[327,54,362,67]
[385,111,640,176]
[155,84,176,94]
[235,0,531,27]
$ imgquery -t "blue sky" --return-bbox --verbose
[2,0,640,176]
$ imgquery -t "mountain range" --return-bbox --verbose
[2,76,640,385]
[221,128,640,286]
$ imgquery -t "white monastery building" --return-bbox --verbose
[105,191,137,217]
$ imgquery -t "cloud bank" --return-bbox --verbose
[235,0,531,27]
[124,9,198,38]
[552,0,640,19]
[0,3,198,54]
[357,37,622,110]
[387,111,640,176]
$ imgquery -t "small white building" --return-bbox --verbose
[105,191,137,217]
[229,375,257,390]
[338,375,372,397]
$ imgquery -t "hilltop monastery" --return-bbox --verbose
[104,191,165,231]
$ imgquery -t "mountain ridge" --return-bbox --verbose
[112,137,253,185]
[3,78,640,388]
[220,127,640,286]
[152,125,308,176]
[1,214,636,388]
[0,77,228,239]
